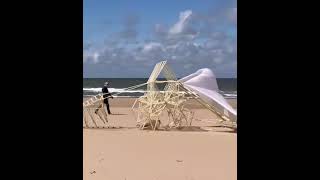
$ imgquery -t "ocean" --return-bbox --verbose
[83,78,237,99]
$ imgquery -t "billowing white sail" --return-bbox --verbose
[179,68,237,122]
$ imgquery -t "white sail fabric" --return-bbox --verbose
[179,68,237,122]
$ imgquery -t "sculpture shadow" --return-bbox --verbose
[109,113,127,115]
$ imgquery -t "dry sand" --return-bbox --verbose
[83,97,237,180]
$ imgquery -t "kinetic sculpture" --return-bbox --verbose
[83,60,237,130]
[83,94,108,128]
[131,61,195,130]
[83,83,147,128]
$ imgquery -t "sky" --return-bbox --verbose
[84,0,237,78]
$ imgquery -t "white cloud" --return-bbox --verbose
[142,42,164,53]
[84,6,237,78]
[169,10,193,35]
[92,52,99,63]
[168,10,197,39]
[83,51,100,64]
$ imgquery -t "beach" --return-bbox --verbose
[83,97,237,180]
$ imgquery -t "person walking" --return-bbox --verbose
[102,82,113,114]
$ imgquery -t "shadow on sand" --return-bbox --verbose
[162,126,236,133]
[83,125,236,133]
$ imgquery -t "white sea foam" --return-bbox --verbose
[83,88,146,93]
[224,93,237,97]
[83,88,101,93]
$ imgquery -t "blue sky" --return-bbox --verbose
[84,0,237,78]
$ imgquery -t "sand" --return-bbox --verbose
[83,97,237,180]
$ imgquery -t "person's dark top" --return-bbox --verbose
[102,86,111,104]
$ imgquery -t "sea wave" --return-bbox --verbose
[83,88,146,93]
[224,94,237,97]
[83,88,237,98]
